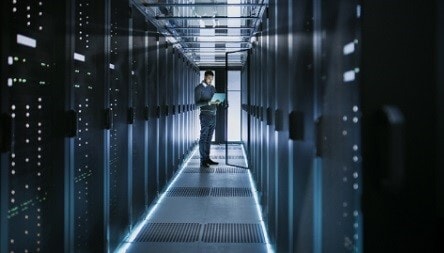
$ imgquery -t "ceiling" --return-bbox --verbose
[135,0,267,67]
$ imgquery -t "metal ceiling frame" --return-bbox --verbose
[184,46,250,49]
[155,16,260,20]
[133,0,268,67]
[143,3,265,7]
[177,35,252,38]
[168,27,254,29]
[181,39,249,42]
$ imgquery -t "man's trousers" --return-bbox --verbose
[199,113,216,163]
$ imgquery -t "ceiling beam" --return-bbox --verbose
[178,35,251,38]
[144,3,266,7]
[167,26,254,29]
[184,49,249,52]
[182,46,250,49]
[155,16,259,20]
[181,41,249,43]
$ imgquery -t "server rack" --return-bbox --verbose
[146,23,159,206]
[0,2,200,252]
[318,0,363,251]
[157,36,166,191]
[243,0,362,251]
[108,0,131,250]
[361,1,440,251]
[165,44,174,181]
[0,0,68,252]
[130,6,149,229]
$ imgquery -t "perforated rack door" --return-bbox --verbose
[165,45,174,181]
[146,24,159,205]
[70,0,107,251]
[130,7,148,227]
[170,46,178,178]
[108,0,130,250]
[178,57,185,159]
[318,0,362,252]
[172,49,181,173]
[0,0,66,252]
[157,36,167,190]
[180,55,188,160]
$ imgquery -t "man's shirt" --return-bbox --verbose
[194,82,217,115]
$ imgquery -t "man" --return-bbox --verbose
[195,70,220,168]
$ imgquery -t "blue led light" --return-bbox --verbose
[242,145,274,253]
[115,146,198,253]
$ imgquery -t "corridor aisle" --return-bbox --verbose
[118,144,271,253]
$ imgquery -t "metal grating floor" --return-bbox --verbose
[210,187,252,197]
[166,187,252,197]
[121,144,269,253]
[215,167,248,174]
[166,187,211,197]
[192,155,245,159]
[202,223,265,243]
[135,223,201,242]
[182,167,248,174]
[182,167,215,173]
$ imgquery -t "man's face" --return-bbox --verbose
[204,75,213,85]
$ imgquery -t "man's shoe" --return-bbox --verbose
[206,159,219,165]
[200,162,210,168]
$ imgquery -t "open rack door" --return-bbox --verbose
[225,49,250,169]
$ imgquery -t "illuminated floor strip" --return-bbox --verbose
[116,147,199,253]
[242,144,274,253]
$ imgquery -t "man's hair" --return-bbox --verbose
[204,70,214,77]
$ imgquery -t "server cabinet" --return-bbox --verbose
[130,6,148,229]
[241,63,249,151]
[157,36,167,190]
[108,0,131,250]
[70,0,108,251]
[0,1,67,252]
[177,55,184,162]
[273,1,292,251]
[186,62,192,158]
[190,67,195,149]
[184,59,189,159]
[438,4,444,245]
[165,45,174,180]
[259,16,268,213]
[246,17,275,240]
[361,1,440,251]
[265,0,278,246]
[183,63,187,153]
[188,67,192,150]
[185,64,190,151]
[189,66,193,153]
[289,0,316,252]
[172,50,180,173]
[189,67,196,152]
[317,0,362,252]
[146,25,159,203]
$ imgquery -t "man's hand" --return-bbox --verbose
[209,100,221,105]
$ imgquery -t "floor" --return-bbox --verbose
[117,144,271,253]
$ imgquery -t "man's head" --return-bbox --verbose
[204,70,214,85]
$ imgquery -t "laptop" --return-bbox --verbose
[211,93,226,103]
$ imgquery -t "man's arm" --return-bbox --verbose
[195,86,210,108]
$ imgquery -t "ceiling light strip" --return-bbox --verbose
[155,16,260,20]
[144,3,266,7]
